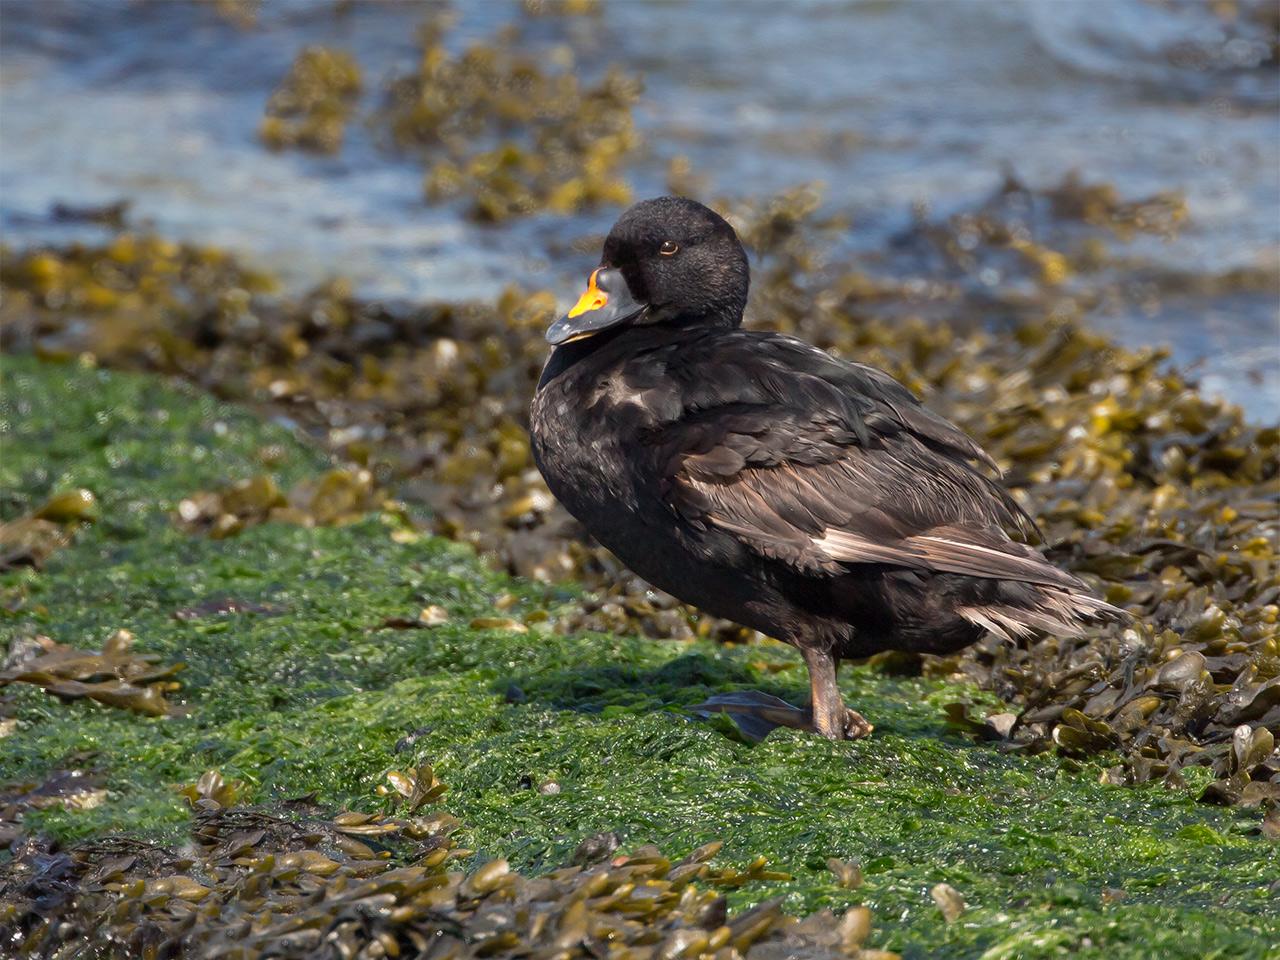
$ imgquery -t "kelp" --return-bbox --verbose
[0,629,184,718]
[0,770,108,850]
[381,16,639,221]
[207,0,259,31]
[175,468,385,538]
[522,0,602,16]
[0,176,1276,812]
[251,11,640,219]
[260,46,363,154]
[254,9,645,220]
[1043,171,1188,240]
[0,770,896,960]
[0,490,97,572]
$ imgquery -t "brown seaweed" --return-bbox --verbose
[260,46,363,154]
[0,629,184,717]
[0,770,897,960]
[382,17,640,221]
[0,489,97,571]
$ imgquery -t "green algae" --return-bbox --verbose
[2,358,1277,959]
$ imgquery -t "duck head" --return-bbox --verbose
[545,196,750,346]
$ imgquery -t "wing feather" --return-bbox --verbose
[646,331,1061,584]
[814,526,1082,589]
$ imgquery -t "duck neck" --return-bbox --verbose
[661,307,742,337]
[539,317,725,389]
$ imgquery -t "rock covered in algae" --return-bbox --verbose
[0,176,1276,808]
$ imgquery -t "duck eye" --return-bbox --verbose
[659,240,679,256]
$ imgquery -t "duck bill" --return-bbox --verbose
[545,267,645,345]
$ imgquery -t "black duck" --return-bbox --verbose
[530,196,1123,739]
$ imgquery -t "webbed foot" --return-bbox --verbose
[690,690,874,742]
[840,707,874,740]
[691,690,811,742]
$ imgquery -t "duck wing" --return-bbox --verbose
[650,333,1078,589]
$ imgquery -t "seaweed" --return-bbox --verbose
[0,489,96,571]
[260,46,363,155]
[176,468,384,538]
[0,629,184,718]
[252,11,642,218]
[1,769,895,960]
[382,17,640,221]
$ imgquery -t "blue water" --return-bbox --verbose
[1,0,1276,416]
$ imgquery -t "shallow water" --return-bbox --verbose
[1,0,1276,415]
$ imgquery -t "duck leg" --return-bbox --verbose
[802,647,874,741]
[691,645,874,742]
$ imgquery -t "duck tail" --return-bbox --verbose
[957,585,1128,643]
